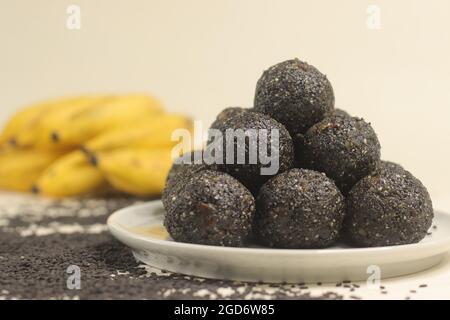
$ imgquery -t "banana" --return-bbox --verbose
[0,148,64,192]
[0,129,8,145]
[82,113,192,155]
[34,150,106,197]
[94,148,173,196]
[51,94,164,149]
[14,95,112,150]
[0,134,7,146]
[0,96,82,146]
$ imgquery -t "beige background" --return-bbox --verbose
[0,0,449,201]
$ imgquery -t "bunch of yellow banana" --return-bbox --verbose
[82,113,192,154]
[51,94,164,149]
[0,148,64,191]
[92,148,173,197]
[33,150,106,197]
[0,94,192,198]
[6,95,111,149]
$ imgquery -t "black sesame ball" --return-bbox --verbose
[379,160,404,172]
[164,170,255,247]
[209,110,294,194]
[299,114,381,194]
[162,150,218,212]
[333,108,351,118]
[254,58,334,136]
[210,107,249,129]
[255,168,345,248]
[293,109,351,161]
[345,161,433,247]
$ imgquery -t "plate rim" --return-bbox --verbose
[107,200,450,257]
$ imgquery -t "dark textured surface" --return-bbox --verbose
[298,114,381,194]
[0,193,438,299]
[292,108,351,163]
[209,110,294,195]
[163,108,253,210]
[254,59,334,136]
[255,168,345,248]
[333,108,351,118]
[164,170,255,247]
[209,106,250,129]
[162,151,219,212]
[344,161,434,247]
[0,193,346,300]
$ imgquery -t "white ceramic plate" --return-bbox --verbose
[107,200,450,283]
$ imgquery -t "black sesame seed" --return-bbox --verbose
[345,161,433,247]
[255,168,345,248]
[164,170,255,247]
[254,58,335,136]
[162,150,220,211]
[209,109,294,195]
[299,114,381,194]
